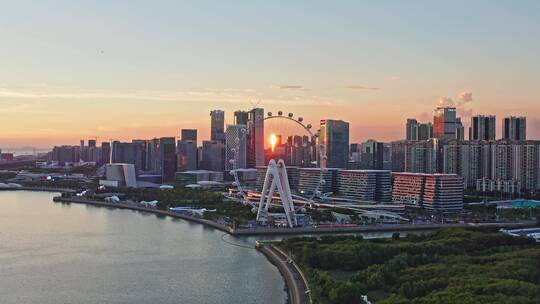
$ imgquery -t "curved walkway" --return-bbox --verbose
[257,244,310,304]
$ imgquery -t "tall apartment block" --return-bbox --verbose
[469,115,496,141]
[502,116,526,141]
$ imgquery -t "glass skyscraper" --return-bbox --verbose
[320,119,349,168]
[210,110,225,142]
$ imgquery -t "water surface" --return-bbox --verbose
[0,191,286,304]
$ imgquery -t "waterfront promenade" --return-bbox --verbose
[53,196,535,236]
[257,244,310,304]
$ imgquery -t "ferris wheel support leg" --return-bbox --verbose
[274,173,295,228]
[256,159,275,222]
[256,159,297,228]
[264,177,277,214]
[277,159,297,226]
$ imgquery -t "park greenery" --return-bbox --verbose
[0,171,17,182]
[279,227,540,304]
[95,187,256,225]
[102,187,224,207]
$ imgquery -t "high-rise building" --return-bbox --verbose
[100,142,111,164]
[158,137,177,182]
[50,145,80,163]
[177,140,198,172]
[178,141,198,172]
[247,108,265,167]
[225,124,247,171]
[404,139,439,173]
[441,139,540,192]
[234,110,249,125]
[407,119,434,140]
[503,116,526,141]
[350,140,384,170]
[406,119,418,140]
[456,118,465,140]
[88,139,97,147]
[417,122,433,140]
[132,139,148,171]
[320,119,349,168]
[469,115,496,141]
[111,141,145,173]
[181,129,197,141]
[433,107,458,139]
[87,145,101,163]
[201,140,225,172]
[79,139,88,161]
[210,110,225,142]
[443,140,490,188]
[146,138,160,173]
[391,141,407,172]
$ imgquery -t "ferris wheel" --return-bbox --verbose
[229,110,328,212]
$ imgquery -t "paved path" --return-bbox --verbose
[257,244,310,304]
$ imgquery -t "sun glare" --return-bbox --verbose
[269,134,277,152]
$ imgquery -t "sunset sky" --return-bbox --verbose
[1,1,540,148]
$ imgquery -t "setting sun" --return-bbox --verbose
[269,134,278,152]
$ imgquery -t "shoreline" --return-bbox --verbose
[52,196,234,234]
[53,196,535,236]
[0,186,76,193]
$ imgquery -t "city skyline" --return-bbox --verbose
[2,3,540,304]
[1,1,540,148]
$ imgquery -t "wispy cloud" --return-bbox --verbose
[0,99,63,114]
[275,85,305,90]
[344,85,381,90]
[438,91,474,119]
[0,87,334,106]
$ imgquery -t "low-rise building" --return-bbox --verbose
[298,168,339,195]
[175,170,224,184]
[423,174,464,212]
[100,163,137,188]
[336,170,392,202]
[392,172,463,212]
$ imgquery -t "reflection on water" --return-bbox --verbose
[0,191,286,304]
